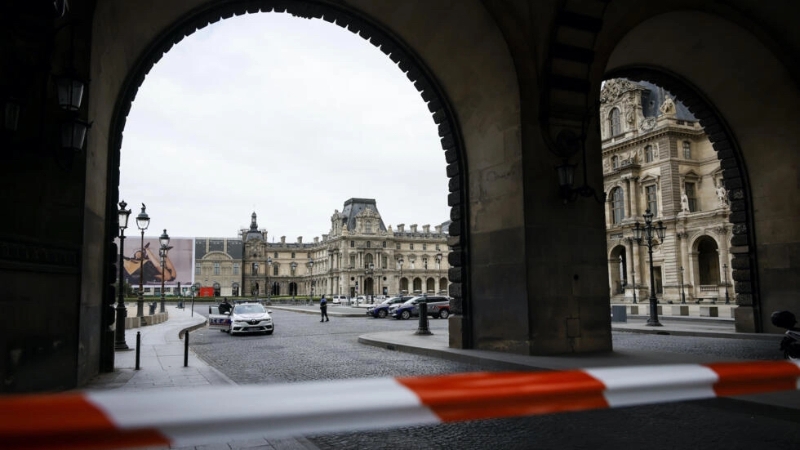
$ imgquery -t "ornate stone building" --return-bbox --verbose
[601,79,731,304]
[196,198,450,299]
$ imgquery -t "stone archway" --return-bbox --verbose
[98,0,471,347]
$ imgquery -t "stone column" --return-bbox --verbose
[631,177,641,218]
[623,177,631,218]
[677,232,690,301]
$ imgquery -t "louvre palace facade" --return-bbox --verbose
[601,79,731,305]
[190,198,450,299]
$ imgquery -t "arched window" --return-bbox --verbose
[611,187,624,224]
[609,108,621,136]
[645,145,654,163]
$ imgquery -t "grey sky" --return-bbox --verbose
[120,13,448,241]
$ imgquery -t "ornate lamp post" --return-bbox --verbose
[135,204,150,317]
[267,256,272,304]
[365,262,374,304]
[435,253,442,294]
[253,262,259,298]
[158,229,170,313]
[398,257,404,295]
[723,263,731,305]
[679,266,687,304]
[632,209,666,327]
[291,261,297,300]
[114,200,132,350]
[308,258,314,300]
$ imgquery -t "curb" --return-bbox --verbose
[178,319,208,339]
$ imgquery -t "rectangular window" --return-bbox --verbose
[274,252,278,258]
[214,263,220,275]
[396,243,400,250]
[195,264,201,275]
[350,241,354,248]
[683,141,692,159]
[436,244,440,251]
[252,263,258,275]
[154,288,161,295]
[382,241,386,248]
[291,252,295,258]
[645,145,654,163]
[273,266,278,276]
[365,222,372,233]
[382,255,387,268]
[410,243,414,250]
[646,185,658,216]
[350,255,356,267]
[423,243,427,250]
[685,182,697,212]
[233,263,239,275]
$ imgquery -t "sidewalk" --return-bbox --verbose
[87,305,319,450]
[86,304,799,449]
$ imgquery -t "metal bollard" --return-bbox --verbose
[135,331,141,370]
[415,301,433,335]
[184,330,190,367]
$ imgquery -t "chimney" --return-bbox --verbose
[322,234,328,241]
[423,224,430,234]
[397,224,404,233]
[314,237,319,243]
[410,224,417,233]
[435,225,442,234]
[281,236,286,244]
[297,236,303,244]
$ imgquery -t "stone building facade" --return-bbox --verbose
[602,79,732,304]
[195,198,450,299]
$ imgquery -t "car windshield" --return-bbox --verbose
[234,304,265,315]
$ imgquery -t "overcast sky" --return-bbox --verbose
[120,13,448,241]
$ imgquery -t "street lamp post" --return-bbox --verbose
[308,258,314,300]
[253,262,259,299]
[632,209,666,327]
[158,229,170,313]
[680,266,687,304]
[630,252,638,304]
[365,262,374,304]
[723,263,730,305]
[435,253,443,294]
[291,261,297,300]
[267,257,272,304]
[114,200,132,350]
[398,257,404,296]
[135,204,150,317]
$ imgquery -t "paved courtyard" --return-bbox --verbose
[186,306,798,450]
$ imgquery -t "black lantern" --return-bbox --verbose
[61,118,90,151]
[135,204,150,317]
[3,97,21,132]
[55,74,86,112]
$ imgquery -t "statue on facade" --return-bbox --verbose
[659,95,676,116]
[716,183,729,206]
[681,192,690,212]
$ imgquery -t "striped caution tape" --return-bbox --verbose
[1,360,798,450]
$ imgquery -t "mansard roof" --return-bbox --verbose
[340,198,387,232]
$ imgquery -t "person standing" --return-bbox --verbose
[319,295,329,322]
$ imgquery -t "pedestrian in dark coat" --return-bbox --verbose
[320,295,329,322]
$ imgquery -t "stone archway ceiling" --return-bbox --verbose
[605,68,759,329]
[107,0,469,325]
[540,3,610,160]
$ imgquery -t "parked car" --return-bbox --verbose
[391,296,451,320]
[331,295,347,305]
[208,301,274,335]
[366,296,413,318]
[354,295,367,305]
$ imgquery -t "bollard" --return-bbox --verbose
[184,330,189,367]
[135,331,141,370]
[415,300,433,335]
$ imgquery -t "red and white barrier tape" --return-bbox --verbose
[1,360,798,450]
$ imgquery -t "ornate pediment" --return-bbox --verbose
[600,79,644,105]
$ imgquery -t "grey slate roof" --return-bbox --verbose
[340,198,387,232]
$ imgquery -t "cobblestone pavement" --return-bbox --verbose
[188,307,799,450]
